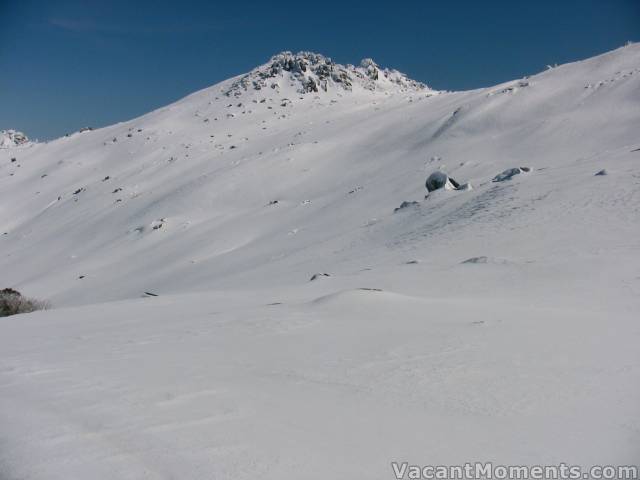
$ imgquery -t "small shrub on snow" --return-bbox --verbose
[0,288,50,317]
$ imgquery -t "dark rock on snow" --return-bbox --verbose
[492,167,531,182]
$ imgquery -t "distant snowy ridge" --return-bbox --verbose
[0,129,30,148]
[225,50,432,97]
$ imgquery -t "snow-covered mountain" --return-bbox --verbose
[1,46,639,479]
[2,46,639,306]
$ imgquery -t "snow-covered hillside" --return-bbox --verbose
[1,46,639,478]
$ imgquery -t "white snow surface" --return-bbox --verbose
[1,46,640,478]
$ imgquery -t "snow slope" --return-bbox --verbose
[1,46,640,478]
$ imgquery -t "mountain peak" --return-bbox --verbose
[0,130,30,148]
[224,50,430,98]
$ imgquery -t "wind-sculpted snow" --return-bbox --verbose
[1,45,640,479]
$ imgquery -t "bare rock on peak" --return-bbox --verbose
[0,130,30,148]
[224,51,431,98]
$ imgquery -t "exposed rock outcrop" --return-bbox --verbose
[0,130,30,148]
[225,51,430,97]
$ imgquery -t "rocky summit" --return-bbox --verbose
[224,50,431,97]
[0,129,30,148]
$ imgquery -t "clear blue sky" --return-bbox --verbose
[1,0,638,140]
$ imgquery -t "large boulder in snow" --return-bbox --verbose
[425,171,461,192]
